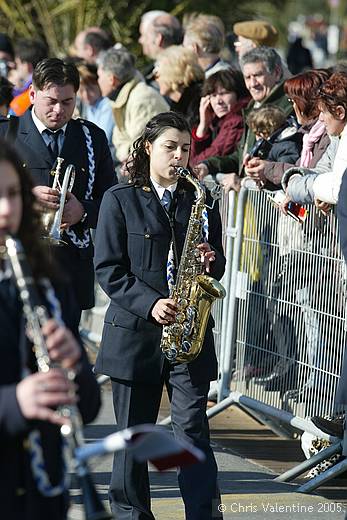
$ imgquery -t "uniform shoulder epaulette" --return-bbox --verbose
[112,182,135,191]
[77,117,99,130]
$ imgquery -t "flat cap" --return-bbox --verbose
[233,21,278,47]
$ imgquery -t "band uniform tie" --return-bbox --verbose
[43,129,63,160]
[161,189,172,212]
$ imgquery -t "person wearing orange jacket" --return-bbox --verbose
[9,39,47,116]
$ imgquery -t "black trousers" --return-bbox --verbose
[110,363,221,520]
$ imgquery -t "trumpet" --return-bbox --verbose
[42,157,75,246]
[5,235,111,520]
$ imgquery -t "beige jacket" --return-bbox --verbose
[111,75,169,161]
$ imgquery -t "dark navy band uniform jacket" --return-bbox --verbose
[0,111,116,308]
[94,180,226,385]
[0,279,100,519]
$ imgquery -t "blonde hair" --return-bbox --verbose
[77,63,98,86]
[156,45,204,91]
[247,105,286,138]
[183,14,225,54]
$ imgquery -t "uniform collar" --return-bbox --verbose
[150,177,178,200]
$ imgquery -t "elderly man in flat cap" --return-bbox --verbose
[233,20,279,58]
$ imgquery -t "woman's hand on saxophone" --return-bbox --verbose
[197,243,216,273]
[151,298,178,325]
[16,369,77,426]
[42,318,81,370]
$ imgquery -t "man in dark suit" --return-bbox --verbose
[94,112,225,519]
[0,57,116,323]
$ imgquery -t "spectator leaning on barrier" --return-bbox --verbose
[282,72,347,209]
[190,68,250,165]
[233,20,279,59]
[194,47,293,192]
[245,69,331,189]
[97,47,169,166]
[183,14,231,78]
[154,45,204,127]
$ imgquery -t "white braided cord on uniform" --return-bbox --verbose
[27,280,69,497]
[65,123,95,248]
[202,206,209,242]
[166,242,175,295]
[28,430,69,497]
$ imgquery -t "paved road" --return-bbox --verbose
[68,385,346,520]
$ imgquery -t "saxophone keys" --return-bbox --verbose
[165,344,178,362]
[181,341,191,353]
[176,312,185,323]
[171,323,183,335]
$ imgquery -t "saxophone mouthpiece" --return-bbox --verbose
[175,167,190,178]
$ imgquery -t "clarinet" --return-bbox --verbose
[4,235,112,520]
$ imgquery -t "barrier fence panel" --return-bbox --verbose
[212,183,346,490]
[228,186,346,421]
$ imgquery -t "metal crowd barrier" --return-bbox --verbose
[210,181,347,492]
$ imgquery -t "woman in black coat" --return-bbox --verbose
[94,112,225,520]
[0,139,101,520]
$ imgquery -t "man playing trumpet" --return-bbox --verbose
[0,58,116,325]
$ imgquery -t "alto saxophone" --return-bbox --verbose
[5,236,111,520]
[160,168,226,364]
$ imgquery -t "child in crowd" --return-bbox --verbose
[244,105,302,170]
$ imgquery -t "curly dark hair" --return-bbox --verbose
[0,139,57,281]
[315,72,347,121]
[126,111,191,186]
